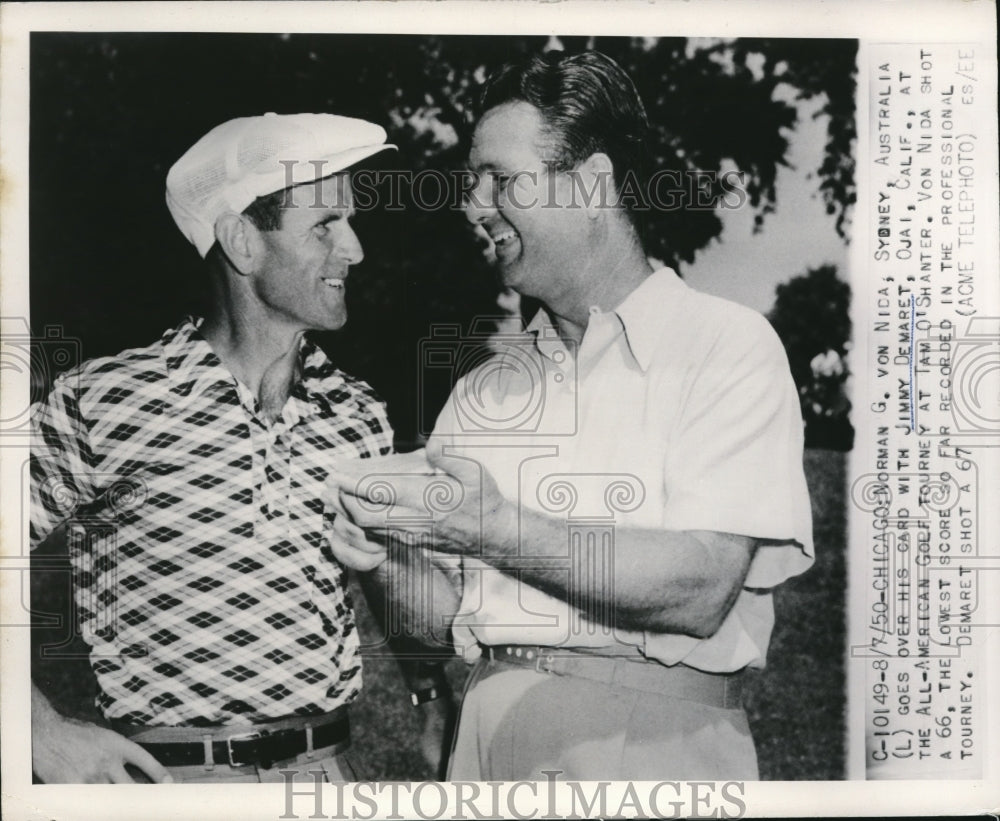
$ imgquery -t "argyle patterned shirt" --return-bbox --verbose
[30,318,391,726]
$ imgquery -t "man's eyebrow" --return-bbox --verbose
[315,207,355,223]
[466,161,503,174]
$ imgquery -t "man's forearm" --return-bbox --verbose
[331,457,754,639]
[360,545,462,655]
[480,505,756,638]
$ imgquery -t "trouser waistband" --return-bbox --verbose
[482,644,746,709]
[113,708,350,769]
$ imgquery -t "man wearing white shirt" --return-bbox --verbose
[329,50,813,780]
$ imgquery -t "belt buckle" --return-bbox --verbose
[226,730,263,768]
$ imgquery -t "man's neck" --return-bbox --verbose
[548,237,656,347]
[200,306,305,422]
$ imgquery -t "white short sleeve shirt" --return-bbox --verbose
[431,269,814,672]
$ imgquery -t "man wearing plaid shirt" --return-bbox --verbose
[30,114,395,783]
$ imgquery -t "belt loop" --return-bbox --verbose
[534,649,555,674]
[305,723,314,755]
[202,734,215,771]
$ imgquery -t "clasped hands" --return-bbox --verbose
[324,444,513,571]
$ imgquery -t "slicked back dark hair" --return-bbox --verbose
[480,50,652,229]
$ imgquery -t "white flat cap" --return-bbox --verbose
[166,112,395,257]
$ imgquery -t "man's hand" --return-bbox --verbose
[324,453,436,571]
[420,445,517,555]
[327,445,516,559]
[32,689,172,783]
[327,500,389,571]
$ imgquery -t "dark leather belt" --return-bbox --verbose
[483,644,746,709]
[134,714,350,769]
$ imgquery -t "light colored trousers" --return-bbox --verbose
[447,657,759,781]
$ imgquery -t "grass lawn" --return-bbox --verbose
[32,449,846,781]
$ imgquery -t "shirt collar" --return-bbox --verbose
[295,338,345,414]
[524,267,686,371]
[524,309,570,362]
[611,267,686,372]
[162,317,237,402]
[162,317,339,419]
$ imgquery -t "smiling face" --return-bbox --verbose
[250,172,362,332]
[465,102,591,306]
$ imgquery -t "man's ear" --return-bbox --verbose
[214,213,259,275]
[578,152,616,220]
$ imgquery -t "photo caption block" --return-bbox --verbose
[851,40,999,780]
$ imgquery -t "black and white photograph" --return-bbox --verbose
[1,2,996,819]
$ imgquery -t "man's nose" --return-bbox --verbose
[338,224,364,265]
[463,173,498,226]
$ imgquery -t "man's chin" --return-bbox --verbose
[315,314,348,333]
[497,261,525,290]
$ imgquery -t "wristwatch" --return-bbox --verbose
[409,684,449,707]
[407,661,451,707]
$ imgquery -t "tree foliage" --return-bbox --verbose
[731,38,857,238]
[768,265,854,450]
[30,33,856,446]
